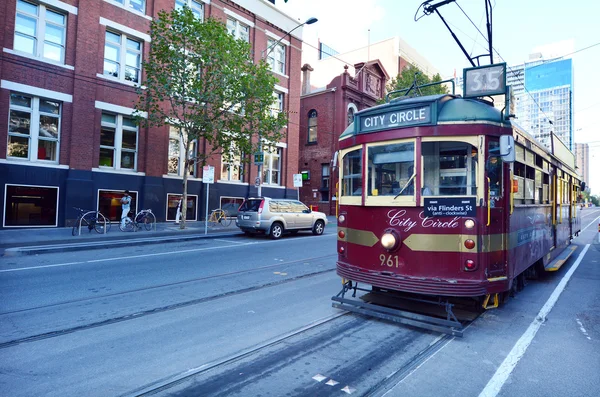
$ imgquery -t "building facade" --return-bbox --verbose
[1,0,304,228]
[298,61,388,215]
[574,142,589,187]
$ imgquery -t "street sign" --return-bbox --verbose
[254,152,264,165]
[293,174,303,187]
[203,165,214,184]
[254,176,260,188]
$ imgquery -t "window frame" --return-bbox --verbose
[267,38,286,75]
[13,0,67,64]
[99,112,138,171]
[175,0,204,21]
[7,92,61,163]
[103,30,143,84]
[307,109,317,144]
[167,126,198,177]
[220,142,243,182]
[226,18,249,42]
[3,183,59,227]
[263,145,282,185]
[109,0,146,15]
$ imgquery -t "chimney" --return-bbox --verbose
[301,63,314,95]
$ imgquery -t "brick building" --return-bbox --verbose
[298,60,388,215]
[0,0,304,228]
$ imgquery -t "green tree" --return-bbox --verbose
[135,7,287,229]
[384,64,448,102]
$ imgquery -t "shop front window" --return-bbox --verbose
[4,184,58,227]
[166,193,197,221]
[98,190,137,222]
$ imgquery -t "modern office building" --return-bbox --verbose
[501,55,574,151]
[574,142,589,187]
[0,0,305,228]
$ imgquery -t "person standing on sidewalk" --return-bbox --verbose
[120,190,132,227]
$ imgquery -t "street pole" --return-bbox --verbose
[257,17,318,198]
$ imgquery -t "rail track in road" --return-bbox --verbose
[124,310,480,397]
[0,254,337,349]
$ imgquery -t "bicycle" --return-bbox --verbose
[208,208,232,227]
[120,209,156,232]
[72,207,111,236]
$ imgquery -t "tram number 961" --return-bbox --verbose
[379,254,399,268]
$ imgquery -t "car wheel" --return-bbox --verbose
[312,220,325,235]
[269,222,284,239]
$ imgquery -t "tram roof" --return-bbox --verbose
[341,94,511,139]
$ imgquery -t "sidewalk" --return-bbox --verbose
[0,216,338,255]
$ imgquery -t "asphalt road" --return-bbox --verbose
[0,212,599,397]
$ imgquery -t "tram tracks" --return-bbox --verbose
[0,254,336,349]
[122,310,481,396]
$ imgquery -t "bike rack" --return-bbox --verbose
[75,211,108,236]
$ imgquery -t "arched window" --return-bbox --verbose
[347,107,355,126]
[307,109,317,143]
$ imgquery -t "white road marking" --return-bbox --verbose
[341,385,356,394]
[312,374,327,382]
[576,318,592,340]
[325,379,339,386]
[478,244,590,397]
[213,239,241,244]
[1,234,335,273]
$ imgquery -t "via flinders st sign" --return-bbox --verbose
[360,105,431,133]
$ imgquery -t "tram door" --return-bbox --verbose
[486,139,506,278]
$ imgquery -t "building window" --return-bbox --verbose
[307,109,317,144]
[220,196,244,217]
[98,190,137,222]
[347,107,355,126]
[7,92,61,162]
[168,127,197,177]
[4,184,58,227]
[271,92,283,116]
[112,0,146,14]
[226,18,249,42]
[321,164,330,201]
[263,146,282,185]
[103,31,142,83]
[267,39,286,75]
[14,0,67,63]
[221,143,243,182]
[166,193,197,221]
[100,113,138,171]
[175,0,204,20]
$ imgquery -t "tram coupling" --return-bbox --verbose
[332,280,466,337]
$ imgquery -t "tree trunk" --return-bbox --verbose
[180,134,190,230]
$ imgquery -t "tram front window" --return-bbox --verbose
[367,142,415,196]
[342,148,363,196]
[422,141,478,196]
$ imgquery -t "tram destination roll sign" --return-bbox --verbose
[359,105,431,133]
[424,197,476,217]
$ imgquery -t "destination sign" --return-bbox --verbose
[359,105,431,133]
[424,197,476,217]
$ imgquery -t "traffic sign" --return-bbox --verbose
[293,174,303,187]
[254,176,260,188]
[254,152,264,165]
[203,165,214,184]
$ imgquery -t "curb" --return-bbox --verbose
[3,231,242,256]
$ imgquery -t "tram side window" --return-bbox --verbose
[367,142,415,196]
[487,141,502,198]
[422,141,477,196]
[342,148,363,196]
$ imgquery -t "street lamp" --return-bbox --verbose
[256,17,318,197]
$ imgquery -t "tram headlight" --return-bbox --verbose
[381,230,399,251]
[338,214,345,224]
[464,219,475,229]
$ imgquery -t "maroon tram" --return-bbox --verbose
[332,79,582,336]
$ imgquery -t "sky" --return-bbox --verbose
[275,0,600,193]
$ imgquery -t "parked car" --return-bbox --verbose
[236,197,328,239]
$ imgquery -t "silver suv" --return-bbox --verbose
[236,197,328,239]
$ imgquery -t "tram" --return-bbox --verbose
[332,69,582,336]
